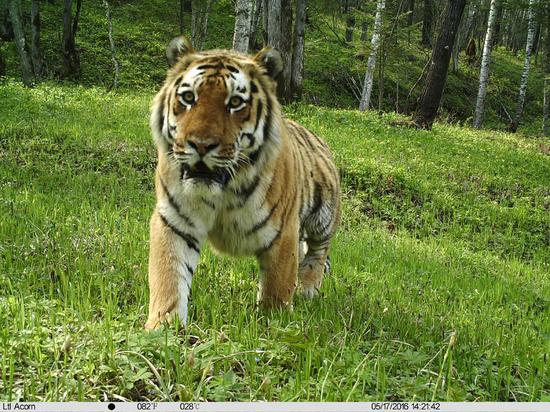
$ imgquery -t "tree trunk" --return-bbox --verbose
[0,48,4,76]
[421,0,433,48]
[61,0,80,78]
[378,41,386,111]
[451,1,472,73]
[492,2,503,47]
[233,0,252,53]
[510,0,536,133]
[544,11,550,137]
[413,0,467,130]
[532,22,541,57]
[345,14,355,43]
[103,0,119,89]
[31,0,44,77]
[279,0,292,101]
[248,0,262,51]
[72,0,81,37]
[473,0,498,129]
[266,0,281,48]
[179,0,192,34]
[191,0,214,50]
[511,10,526,54]
[407,0,414,26]
[290,0,306,99]
[8,0,34,85]
[360,20,368,41]
[359,0,385,111]
[266,0,292,102]
[261,0,268,45]
[406,0,414,43]
[1,0,14,41]
[465,0,477,41]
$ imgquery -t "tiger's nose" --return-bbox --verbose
[186,139,220,155]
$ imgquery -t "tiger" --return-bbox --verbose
[145,36,341,330]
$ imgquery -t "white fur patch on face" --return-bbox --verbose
[226,69,250,98]
[184,66,207,90]
[240,134,254,149]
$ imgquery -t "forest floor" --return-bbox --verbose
[1,82,549,401]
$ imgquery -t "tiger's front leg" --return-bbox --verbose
[145,210,203,330]
[256,222,299,309]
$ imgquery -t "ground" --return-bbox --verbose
[0,82,548,401]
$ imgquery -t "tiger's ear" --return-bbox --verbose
[253,47,283,79]
[166,36,195,67]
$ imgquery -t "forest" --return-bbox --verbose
[1,0,549,403]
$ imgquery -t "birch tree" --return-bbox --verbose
[359,0,385,111]
[510,0,536,133]
[233,0,253,53]
[473,0,499,129]
[103,0,119,89]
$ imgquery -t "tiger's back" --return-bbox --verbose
[145,37,340,329]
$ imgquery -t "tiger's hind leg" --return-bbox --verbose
[298,237,332,299]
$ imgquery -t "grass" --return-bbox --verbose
[1,80,549,401]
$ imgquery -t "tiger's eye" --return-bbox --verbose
[181,91,195,105]
[229,96,244,109]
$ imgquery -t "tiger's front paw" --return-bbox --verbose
[144,313,170,330]
[299,281,321,299]
[258,294,294,312]
[145,310,186,331]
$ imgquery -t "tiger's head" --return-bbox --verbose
[151,37,283,186]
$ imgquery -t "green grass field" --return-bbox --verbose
[1,81,549,401]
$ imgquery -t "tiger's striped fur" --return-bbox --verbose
[145,37,340,329]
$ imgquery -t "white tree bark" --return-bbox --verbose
[102,0,119,89]
[232,0,253,53]
[473,0,498,128]
[359,0,385,111]
[511,0,536,132]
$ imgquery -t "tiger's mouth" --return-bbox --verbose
[181,161,230,186]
